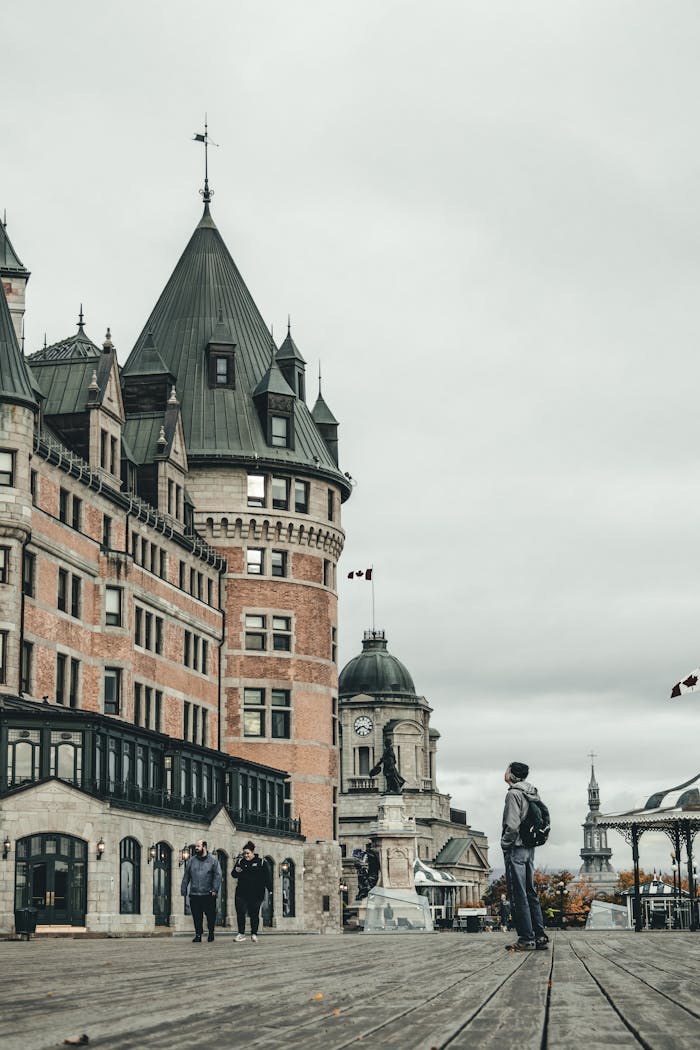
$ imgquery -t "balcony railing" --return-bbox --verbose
[347,777,378,792]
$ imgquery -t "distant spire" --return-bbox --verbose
[287,314,291,335]
[77,305,85,333]
[318,360,322,396]
[103,327,114,353]
[270,324,275,368]
[43,333,47,350]
[194,116,219,206]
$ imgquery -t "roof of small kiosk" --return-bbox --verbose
[413,857,467,887]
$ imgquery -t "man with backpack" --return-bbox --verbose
[501,761,549,952]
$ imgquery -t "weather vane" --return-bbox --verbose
[193,116,220,204]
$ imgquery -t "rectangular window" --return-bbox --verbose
[134,606,143,646]
[150,545,158,574]
[201,708,208,748]
[0,547,9,584]
[202,639,209,676]
[192,706,199,745]
[271,689,291,739]
[144,688,152,731]
[244,689,265,737]
[331,626,337,664]
[323,559,330,588]
[141,537,148,566]
[0,450,15,487]
[271,476,289,510]
[246,548,263,575]
[271,550,287,578]
[215,356,230,385]
[193,635,200,672]
[72,496,82,531]
[155,617,164,656]
[131,533,139,561]
[57,568,68,612]
[160,549,167,579]
[105,586,122,627]
[332,696,338,746]
[168,479,174,515]
[104,668,121,715]
[71,575,81,618]
[179,560,185,589]
[100,429,108,469]
[271,416,289,448]
[247,474,265,508]
[189,567,196,594]
[20,640,33,694]
[183,701,190,741]
[207,578,214,606]
[155,690,162,733]
[56,653,67,704]
[69,658,80,708]
[102,514,112,549]
[0,630,6,684]
[134,682,142,727]
[294,480,309,514]
[30,469,37,503]
[272,616,292,652]
[184,630,191,666]
[59,487,69,523]
[110,436,118,475]
[245,614,266,651]
[327,488,334,521]
[144,612,153,651]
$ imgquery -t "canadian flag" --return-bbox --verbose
[348,568,373,580]
[670,668,700,699]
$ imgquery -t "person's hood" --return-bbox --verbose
[509,780,540,801]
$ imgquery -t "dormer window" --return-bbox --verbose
[271,416,290,448]
[209,352,235,389]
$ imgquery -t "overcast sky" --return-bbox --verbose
[3,0,700,877]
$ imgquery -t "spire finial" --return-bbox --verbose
[318,360,322,396]
[43,333,47,350]
[287,313,291,335]
[78,305,85,332]
[270,324,275,368]
[168,385,178,405]
[194,116,219,206]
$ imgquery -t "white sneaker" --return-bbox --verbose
[251,934,258,943]
[235,933,246,942]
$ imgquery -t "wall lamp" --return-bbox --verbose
[180,845,191,867]
[279,860,290,875]
[339,879,348,893]
[3,836,10,861]
[96,838,106,861]
[148,844,157,864]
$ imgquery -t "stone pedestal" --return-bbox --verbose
[369,794,418,891]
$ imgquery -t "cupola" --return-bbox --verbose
[252,336,296,450]
[276,320,306,400]
[206,309,236,389]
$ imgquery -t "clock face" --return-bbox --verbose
[354,716,373,736]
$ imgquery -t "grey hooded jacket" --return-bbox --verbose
[180,852,222,896]
[501,780,541,850]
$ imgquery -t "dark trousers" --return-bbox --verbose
[235,893,263,935]
[190,894,217,936]
[504,847,545,943]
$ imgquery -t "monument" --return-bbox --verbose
[362,729,433,933]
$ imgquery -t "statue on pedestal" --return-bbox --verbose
[370,739,406,794]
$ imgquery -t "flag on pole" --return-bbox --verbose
[193,133,206,142]
[670,668,700,699]
[348,568,372,580]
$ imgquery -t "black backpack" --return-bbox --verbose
[519,797,551,847]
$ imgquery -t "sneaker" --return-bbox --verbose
[251,934,258,943]
[192,935,202,943]
[505,940,535,952]
[535,935,549,951]
[234,933,246,942]
[207,933,215,942]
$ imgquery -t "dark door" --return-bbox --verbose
[152,842,172,926]
[261,856,274,927]
[16,834,87,926]
[216,850,228,927]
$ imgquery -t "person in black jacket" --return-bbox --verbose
[232,840,271,942]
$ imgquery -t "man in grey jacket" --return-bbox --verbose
[181,839,222,943]
[501,762,548,952]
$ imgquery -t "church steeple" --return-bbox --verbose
[588,754,600,812]
[575,754,617,893]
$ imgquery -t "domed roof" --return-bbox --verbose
[339,630,418,699]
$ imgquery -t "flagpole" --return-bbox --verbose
[371,565,375,631]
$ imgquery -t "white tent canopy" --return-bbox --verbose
[413,857,467,887]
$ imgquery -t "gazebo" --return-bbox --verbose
[596,773,700,932]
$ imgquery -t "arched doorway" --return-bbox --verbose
[152,842,172,926]
[15,834,87,926]
[216,850,228,927]
[261,856,275,927]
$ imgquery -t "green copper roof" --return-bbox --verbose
[122,204,348,491]
[277,327,306,364]
[123,413,167,465]
[0,219,29,276]
[339,631,418,700]
[0,280,38,411]
[29,356,107,416]
[28,320,100,363]
[252,357,295,398]
[123,329,173,379]
[311,390,338,426]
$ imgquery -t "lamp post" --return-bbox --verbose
[179,845,191,867]
[557,881,568,929]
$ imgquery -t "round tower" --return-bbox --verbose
[121,199,351,840]
[0,277,39,695]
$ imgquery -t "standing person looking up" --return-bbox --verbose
[501,762,548,952]
[181,839,222,943]
[232,840,271,943]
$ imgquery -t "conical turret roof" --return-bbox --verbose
[0,280,38,411]
[0,218,29,276]
[312,390,339,426]
[123,204,349,492]
[277,327,306,364]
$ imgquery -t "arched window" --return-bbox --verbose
[120,837,141,914]
[282,858,295,917]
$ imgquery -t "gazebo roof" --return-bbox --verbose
[597,772,700,833]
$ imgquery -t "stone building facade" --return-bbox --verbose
[0,182,348,934]
[337,630,490,918]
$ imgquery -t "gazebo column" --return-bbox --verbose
[682,820,698,932]
[631,823,643,933]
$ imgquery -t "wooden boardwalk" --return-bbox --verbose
[3,931,699,1049]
